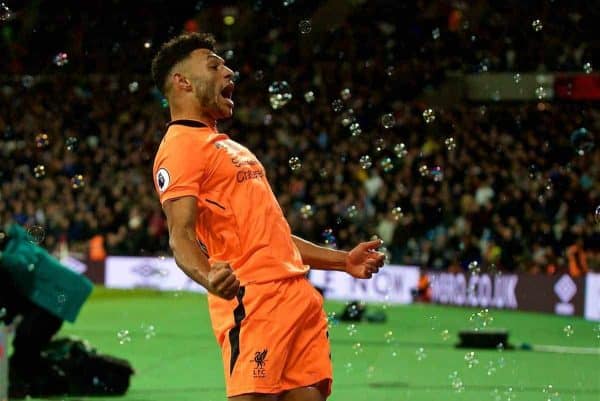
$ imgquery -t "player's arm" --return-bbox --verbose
[163,196,240,299]
[291,235,385,279]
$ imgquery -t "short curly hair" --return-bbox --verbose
[151,33,216,95]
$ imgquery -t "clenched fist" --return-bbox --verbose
[208,262,240,300]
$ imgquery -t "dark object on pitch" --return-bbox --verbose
[364,309,387,323]
[456,329,513,349]
[41,337,135,395]
[339,301,366,322]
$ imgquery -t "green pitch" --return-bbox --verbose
[30,288,600,401]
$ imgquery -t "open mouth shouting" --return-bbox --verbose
[220,82,235,107]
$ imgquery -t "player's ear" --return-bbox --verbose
[172,72,192,91]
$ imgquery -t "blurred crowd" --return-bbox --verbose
[0,0,598,274]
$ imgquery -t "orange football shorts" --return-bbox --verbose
[207,275,333,398]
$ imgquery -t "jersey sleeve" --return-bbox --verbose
[153,131,207,204]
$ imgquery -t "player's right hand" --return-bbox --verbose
[208,262,240,300]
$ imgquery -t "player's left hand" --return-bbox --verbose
[345,239,385,279]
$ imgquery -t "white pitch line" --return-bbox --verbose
[530,344,600,355]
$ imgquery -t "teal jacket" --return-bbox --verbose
[0,224,93,322]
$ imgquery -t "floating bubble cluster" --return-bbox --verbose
[304,91,315,103]
[380,157,393,172]
[468,260,481,274]
[331,99,344,113]
[117,329,131,345]
[0,2,11,21]
[394,143,408,158]
[464,351,479,368]
[449,371,464,393]
[33,165,46,179]
[422,108,436,123]
[381,113,395,129]
[415,347,427,361]
[288,156,302,171]
[322,228,337,248]
[71,174,85,189]
[563,324,574,337]
[36,133,50,148]
[66,137,78,151]
[570,127,594,156]
[300,204,314,219]
[53,52,69,67]
[359,155,372,169]
[27,225,45,244]
[532,19,543,32]
[444,137,456,151]
[269,81,292,110]
[298,19,311,34]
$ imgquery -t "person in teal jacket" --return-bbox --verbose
[0,223,93,397]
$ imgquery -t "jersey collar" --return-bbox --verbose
[166,119,209,129]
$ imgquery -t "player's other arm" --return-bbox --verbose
[163,196,240,299]
[291,235,385,279]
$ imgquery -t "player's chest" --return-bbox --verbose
[205,139,266,186]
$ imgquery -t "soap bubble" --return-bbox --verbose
[304,91,315,103]
[352,342,363,355]
[570,127,594,156]
[36,133,50,148]
[128,81,139,93]
[441,329,450,341]
[380,157,393,172]
[432,27,440,40]
[391,207,403,221]
[143,40,152,49]
[322,229,337,248]
[381,113,395,129]
[66,136,78,151]
[346,323,358,336]
[375,138,386,152]
[543,384,560,401]
[53,52,69,67]
[532,19,543,32]
[71,174,85,189]
[288,156,302,171]
[117,329,131,345]
[27,225,46,244]
[583,62,593,74]
[359,155,372,169]
[331,99,344,112]
[394,143,408,158]
[418,164,429,177]
[449,371,464,393]
[300,204,314,219]
[340,88,351,100]
[384,330,394,344]
[535,86,547,100]
[415,347,427,361]
[268,81,292,110]
[444,137,456,151]
[430,166,443,182]
[33,165,46,179]
[468,260,481,274]
[346,205,358,219]
[464,351,479,368]
[422,108,436,123]
[298,19,311,34]
[563,324,574,337]
[513,73,521,83]
[0,2,12,22]
[327,311,339,328]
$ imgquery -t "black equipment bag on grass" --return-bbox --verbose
[41,337,134,396]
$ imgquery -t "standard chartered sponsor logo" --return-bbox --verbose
[430,273,518,309]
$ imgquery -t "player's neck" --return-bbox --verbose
[169,104,217,131]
